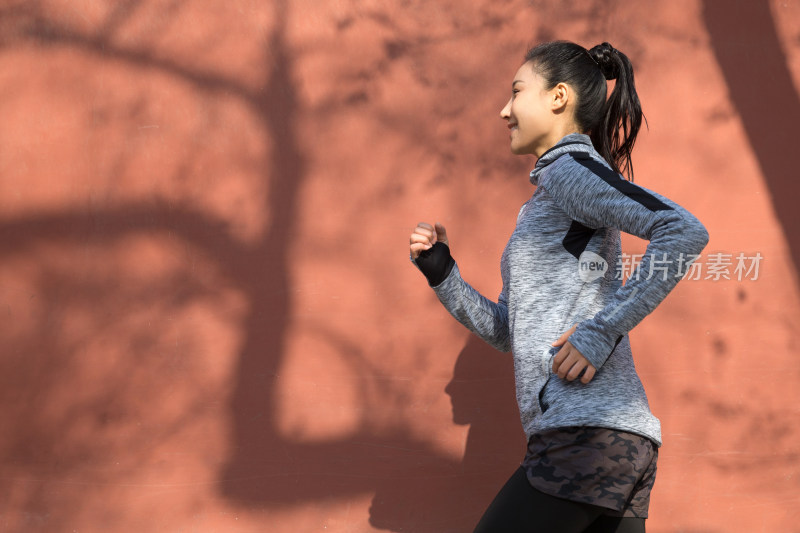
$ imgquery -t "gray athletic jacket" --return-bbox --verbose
[417,133,709,446]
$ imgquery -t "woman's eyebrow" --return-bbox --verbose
[512,80,524,88]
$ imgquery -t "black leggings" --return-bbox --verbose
[473,467,646,533]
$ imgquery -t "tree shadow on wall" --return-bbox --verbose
[221,332,525,532]
[0,2,526,531]
[702,0,800,281]
[11,1,797,530]
[219,336,524,533]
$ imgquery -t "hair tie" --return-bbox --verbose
[588,43,619,80]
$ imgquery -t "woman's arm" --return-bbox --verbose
[541,153,709,371]
[410,223,511,353]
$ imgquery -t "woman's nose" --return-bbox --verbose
[500,98,511,119]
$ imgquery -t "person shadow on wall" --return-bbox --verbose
[369,334,526,533]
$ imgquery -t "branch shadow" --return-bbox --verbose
[0,2,527,530]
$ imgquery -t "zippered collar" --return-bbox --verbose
[529,133,595,186]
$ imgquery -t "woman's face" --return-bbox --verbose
[500,62,560,157]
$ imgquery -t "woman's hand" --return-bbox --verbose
[409,222,449,259]
[551,324,597,384]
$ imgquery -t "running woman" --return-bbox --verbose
[409,41,709,533]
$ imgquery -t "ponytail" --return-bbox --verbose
[587,43,644,181]
[524,41,645,180]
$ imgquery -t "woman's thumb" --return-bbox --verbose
[434,222,448,246]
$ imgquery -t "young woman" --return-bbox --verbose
[409,41,709,532]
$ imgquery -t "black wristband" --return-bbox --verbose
[414,241,455,287]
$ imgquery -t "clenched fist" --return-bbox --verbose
[409,222,449,259]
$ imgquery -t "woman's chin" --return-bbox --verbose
[510,143,531,156]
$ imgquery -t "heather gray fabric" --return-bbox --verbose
[413,133,709,446]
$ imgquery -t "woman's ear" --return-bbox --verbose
[551,82,571,112]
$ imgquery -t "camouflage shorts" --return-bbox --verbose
[522,426,658,518]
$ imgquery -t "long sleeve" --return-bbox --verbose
[539,152,709,369]
[414,258,511,353]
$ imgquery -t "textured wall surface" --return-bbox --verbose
[0,1,798,532]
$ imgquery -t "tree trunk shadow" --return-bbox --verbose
[702,0,800,282]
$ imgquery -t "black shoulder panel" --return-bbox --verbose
[569,153,674,212]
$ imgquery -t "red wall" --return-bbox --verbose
[1,1,798,531]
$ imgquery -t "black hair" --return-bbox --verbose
[524,40,644,180]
